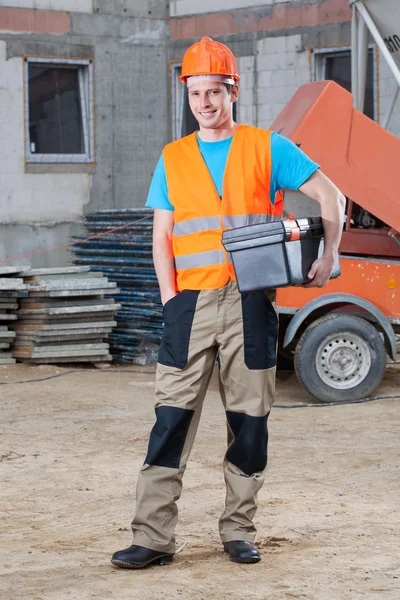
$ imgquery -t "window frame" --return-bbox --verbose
[171,62,184,141]
[24,56,94,164]
[312,45,378,121]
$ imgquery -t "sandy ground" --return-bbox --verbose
[0,361,399,600]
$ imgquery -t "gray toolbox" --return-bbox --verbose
[222,216,341,292]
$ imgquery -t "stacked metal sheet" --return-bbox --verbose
[72,209,162,363]
[11,267,120,364]
[0,266,29,365]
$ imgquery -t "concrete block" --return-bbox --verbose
[285,34,303,53]
[17,304,119,316]
[0,266,30,275]
[238,88,253,107]
[20,267,90,276]
[240,72,255,91]
[22,355,112,363]
[0,41,6,61]
[94,0,168,19]
[26,278,111,291]
[258,36,287,56]
[270,103,287,122]
[259,86,290,106]
[281,69,297,86]
[13,348,110,358]
[14,343,109,353]
[293,52,310,72]
[257,70,273,89]
[15,328,112,337]
[171,0,274,16]
[257,119,271,131]
[13,321,117,331]
[71,13,168,41]
[28,288,118,297]
[257,52,293,72]
[20,298,115,308]
[0,331,16,339]
[257,103,273,123]
[239,104,256,126]
[27,277,110,292]
[0,278,25,289]
[15,332,111,343]
[239,55,255,73]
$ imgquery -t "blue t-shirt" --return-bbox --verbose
[146,131,319,210]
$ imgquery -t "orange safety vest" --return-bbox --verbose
[163,124,282,291]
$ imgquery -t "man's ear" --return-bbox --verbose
[231,84,240,102]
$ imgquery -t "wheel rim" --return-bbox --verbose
[315,331,371,389]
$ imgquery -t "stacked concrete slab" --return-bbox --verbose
[72,209,163,363]
[11,267,121,364]
[0,266,30,365]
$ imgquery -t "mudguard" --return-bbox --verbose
[283,293,397,361]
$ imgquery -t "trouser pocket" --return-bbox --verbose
[158,290,200,369]
[241,290,278,370]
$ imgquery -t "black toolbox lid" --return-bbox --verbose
[222,216,323,251]
[222,220,285,244]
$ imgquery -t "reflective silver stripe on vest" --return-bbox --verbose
[175,250,225,270]
[173,216,221,237]
[222,214,269,229]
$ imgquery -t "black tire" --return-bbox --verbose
[294,313,386,402]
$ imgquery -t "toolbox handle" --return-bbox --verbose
[283,216,323,241]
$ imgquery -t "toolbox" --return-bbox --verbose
[221,216,341,292]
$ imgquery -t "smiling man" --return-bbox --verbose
[111,37,345,570]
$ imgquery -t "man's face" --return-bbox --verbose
[187,80,238,129]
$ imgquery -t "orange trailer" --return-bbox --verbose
[270,78,400,402]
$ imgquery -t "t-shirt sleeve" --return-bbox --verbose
[270,132,320,204]
[145,155,174,211]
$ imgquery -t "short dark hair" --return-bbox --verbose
[223,83,233,94]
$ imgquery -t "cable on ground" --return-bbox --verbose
[1,369,399,407]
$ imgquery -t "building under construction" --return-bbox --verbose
[1,0,399,266]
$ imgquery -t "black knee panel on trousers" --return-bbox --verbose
[145,406,194,469]
[226,411,270,476]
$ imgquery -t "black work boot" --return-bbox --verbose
[223,541,261,564]
[111,545,173,569]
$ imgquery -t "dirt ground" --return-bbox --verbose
[0,360,399,600]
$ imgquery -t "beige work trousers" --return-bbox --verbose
[131,279,278,553]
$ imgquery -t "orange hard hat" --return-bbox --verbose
[179,37,240,84]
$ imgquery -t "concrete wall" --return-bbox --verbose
[2,0,400,267]
[0,0,93,12]
[169,0,400,137]
[169,0,400,216]
[0,2,169,267]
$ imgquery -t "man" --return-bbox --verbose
[112,37,345,569]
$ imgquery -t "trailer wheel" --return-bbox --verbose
[294,314,386,402]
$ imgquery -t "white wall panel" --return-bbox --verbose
[170,0,274,18]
